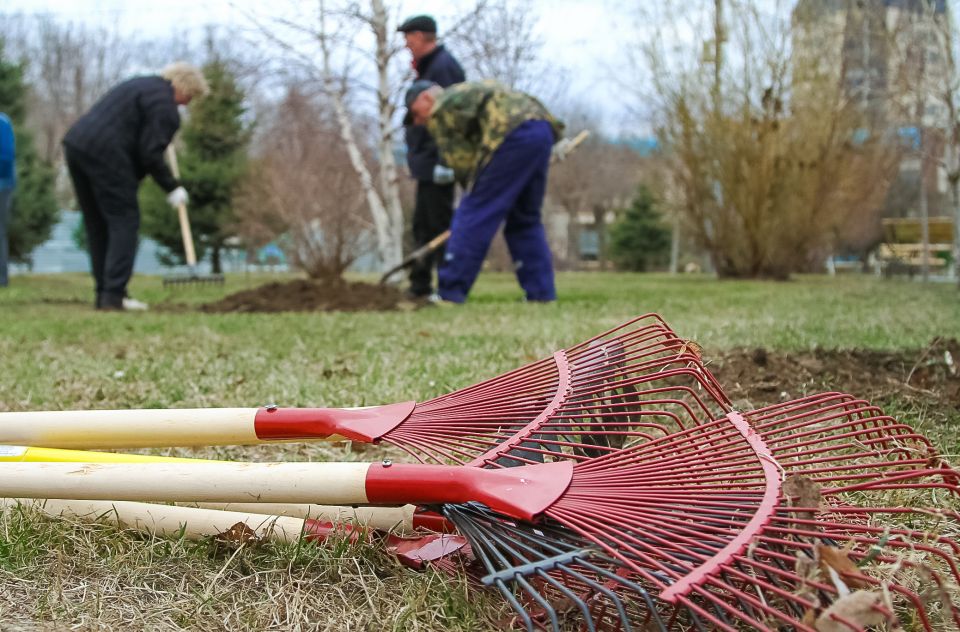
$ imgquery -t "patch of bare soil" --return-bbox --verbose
[710,337,960,411]
[201,279,412,313]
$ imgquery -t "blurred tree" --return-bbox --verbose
[633,1,899,279]
[2,16,134,166]
[140,57,250,274]
[0,40,58,266]
[546,128,648,269]
[232,86,369,281]
[609,186,671,272]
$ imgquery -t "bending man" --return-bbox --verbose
[63,62,208,311]
[406,80,563,304]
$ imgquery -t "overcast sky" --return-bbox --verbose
[3,0,642,134]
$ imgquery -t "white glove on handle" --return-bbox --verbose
[551,138,575,162]
[432,164,455,185]
[166,186,189,208]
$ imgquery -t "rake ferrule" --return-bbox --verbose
[254,401,415,442]
[365,460,574,521]
[0,460,575,523]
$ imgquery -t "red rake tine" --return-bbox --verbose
[644,395,960,631]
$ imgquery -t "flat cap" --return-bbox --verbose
[397,15,437,33]
[405,79,438,109]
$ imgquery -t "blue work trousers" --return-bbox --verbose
[438,119,556,303]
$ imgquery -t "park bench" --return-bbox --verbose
[878,216,954,275]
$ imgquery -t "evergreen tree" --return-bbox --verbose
[608,186,671,272]
[140,58,249,273]
[0,40,58,265]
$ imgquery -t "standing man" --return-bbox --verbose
[398,14,465,300]
[406,80,564,304]
[0,112,14,288]
[63,62,208,311]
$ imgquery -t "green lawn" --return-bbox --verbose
[0,271,958,630]
[2,272,958,412]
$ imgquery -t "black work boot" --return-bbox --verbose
[97,291,124,311]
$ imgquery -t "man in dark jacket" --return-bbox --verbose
[398,15,465,300]
[63,62,208,311]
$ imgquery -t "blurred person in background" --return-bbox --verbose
[0,112,14,288]
[63,62,208,311]
[406,80,564,304]
[398,14,465,301]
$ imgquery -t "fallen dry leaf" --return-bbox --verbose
[215,521,261,549]
[815,590,887,631]
[783,475,822,522]
[817,544,872,591]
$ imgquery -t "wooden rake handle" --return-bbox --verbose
[165,144,198,267]
[0,401,416,449]
[0,460,573,522]
[0,443,421,532]
[5,498,467,568]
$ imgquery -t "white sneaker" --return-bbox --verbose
[122,297,149,311]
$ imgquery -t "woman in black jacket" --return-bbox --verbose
[63,62,208,311]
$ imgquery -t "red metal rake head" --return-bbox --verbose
[441,393,959,631]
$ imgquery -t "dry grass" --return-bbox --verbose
[0,500,507,631]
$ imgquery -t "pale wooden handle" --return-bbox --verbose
[0,409,260,449]
[165,144,197,267]
[176,203,198,266]
[6,498,310,544]
[189,502,416,532]
[166,143,182,179]
[569,129,590,149]
[0,462,372,505]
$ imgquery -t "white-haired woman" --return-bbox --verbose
[63,62,209,311]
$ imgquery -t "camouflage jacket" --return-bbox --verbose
[426,80,564,185]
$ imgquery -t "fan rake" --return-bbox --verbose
[0,314,730,461]
[1,316,957,631]
[443,393,959,631]
[4,392,955,630]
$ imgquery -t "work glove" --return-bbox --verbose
[551,137,576,162]
[166,186,189,209]
[432,164,455,185]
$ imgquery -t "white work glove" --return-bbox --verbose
[432,164,455,185]
[166,186,189,208]
[551,137,575,162]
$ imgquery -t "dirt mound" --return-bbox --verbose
[711,338,960,409]
[201,279,410,313]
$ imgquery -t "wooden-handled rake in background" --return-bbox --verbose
[379,129,592,286]
[162,144,224,286]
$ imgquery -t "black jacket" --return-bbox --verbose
[404,45,465,181]
[63,76,180,192]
